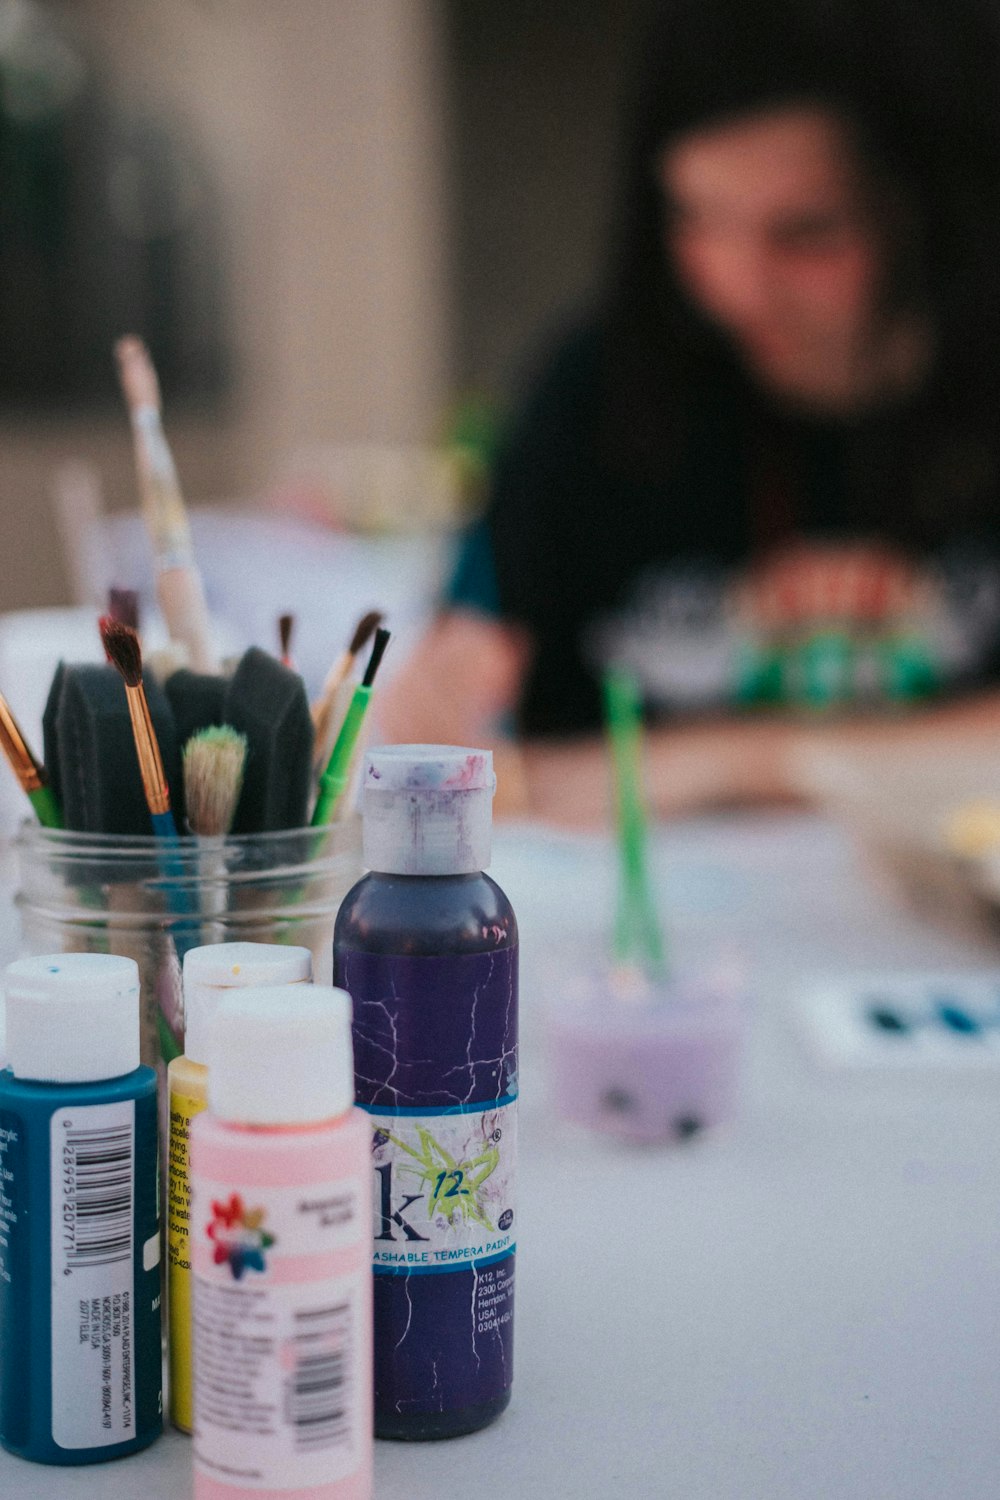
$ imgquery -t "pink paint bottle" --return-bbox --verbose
[190,985,372,1500]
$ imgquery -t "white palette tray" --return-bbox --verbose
[799,972,1000,1069]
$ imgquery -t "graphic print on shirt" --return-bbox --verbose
[588,540,1000,712]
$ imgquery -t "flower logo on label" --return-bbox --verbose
[206,1193,276,1279]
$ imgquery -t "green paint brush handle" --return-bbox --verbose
[603,671,668,980]
[27,784,62,829]
[312,684,372,826]
[605,672,641,964]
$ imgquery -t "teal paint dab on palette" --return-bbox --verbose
[799,971,1000,1069]
[0,953,161,1465]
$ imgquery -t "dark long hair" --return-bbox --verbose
[599,0,1000,545]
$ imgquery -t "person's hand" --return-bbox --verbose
[521,716,806,829]
[520,737,611,827]
[376,610,532,748]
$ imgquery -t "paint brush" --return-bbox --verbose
[184,726,247,839]
[99,616,180,841]
[101,615,195,1061]
[312,627,391,825]
[603,670,667,982]
[0,690,62,828]
[183,725,247,946]
[278,613,296,670]
[311,609,383,770]
[115,335,218,673]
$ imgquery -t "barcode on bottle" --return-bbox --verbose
[285,1303,352,1450]
[63,1124,133,1267]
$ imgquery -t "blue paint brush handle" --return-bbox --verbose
[151,808,179,842]
[151,809,197,930]
[151,808,187,910]
[152,815,192,918]
[149,809,195,1062]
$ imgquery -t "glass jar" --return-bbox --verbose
[15,821,361,1070]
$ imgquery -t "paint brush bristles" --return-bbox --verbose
[99,616,176,831]
[183,726,247,838]
[313,610,384,710]
[108,587,140,632]
[361,626,390,688]
[311,609,384,766]
[0,691,61,827]
[278,613,296,669]
[347,609,384,664]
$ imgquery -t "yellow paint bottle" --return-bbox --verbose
[168,941,313,1432]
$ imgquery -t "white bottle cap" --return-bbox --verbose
[362,744,496,875]
[183,942,313,1065]
[3,952,140,1083]
[204,984,354,1125]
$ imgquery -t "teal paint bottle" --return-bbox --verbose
[0,953,162,1465]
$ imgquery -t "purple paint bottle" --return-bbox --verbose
[333,745,517,1441]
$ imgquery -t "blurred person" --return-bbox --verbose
[382,0,1000,823]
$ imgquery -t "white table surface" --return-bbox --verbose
[1,814,998,1499]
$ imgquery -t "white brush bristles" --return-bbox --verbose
[183,726,247,837]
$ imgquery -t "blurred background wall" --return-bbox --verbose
[0,0,650,607]
[446,0,648,393]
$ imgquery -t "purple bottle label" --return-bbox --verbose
[339,948,517,1418]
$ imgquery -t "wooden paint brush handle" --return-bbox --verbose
[157,566,219,675]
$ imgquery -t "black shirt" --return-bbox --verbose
[449,321,1000,736]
